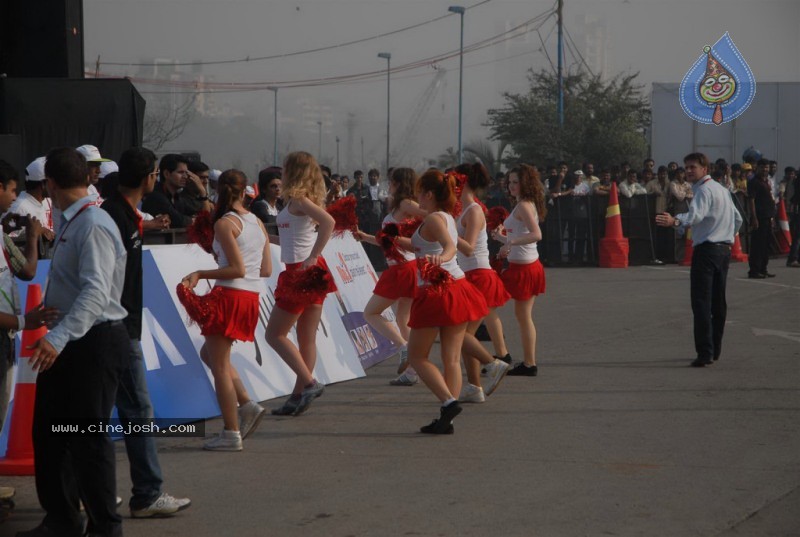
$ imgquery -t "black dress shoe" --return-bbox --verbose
[690,358,714,367]
[765,272,776,278]
[747,273,766,279]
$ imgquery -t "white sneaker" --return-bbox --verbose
[389,371,418,386]
[130,492,192,518]
[459,383,485,403]
[238,401,266,440]
[203,429,242,452]
[483,359,510,396]
[397,347,409,374]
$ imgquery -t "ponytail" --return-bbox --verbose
[417,169,457,213]
[213,169,247,223]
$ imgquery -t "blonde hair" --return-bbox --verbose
[281,151,326,206]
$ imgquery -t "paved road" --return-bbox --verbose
[4,263,799,537]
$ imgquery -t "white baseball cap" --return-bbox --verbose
[99,161,118,178]
[574,170,585,176]
[26,156,47,182]
[209,169,222,183]
[76,144,112,163]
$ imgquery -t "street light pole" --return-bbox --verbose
[377,52,391,175]
[268,87,278,166]
[336,136,341,174]
[448,6,465,164]
[317,121,323,159]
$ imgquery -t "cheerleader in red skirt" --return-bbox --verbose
[355,168,427,386]
[265,151,336,416]
[491,164,547,377]
[180,170,272,451]
[453,163,512,402]
[409,170,488,434]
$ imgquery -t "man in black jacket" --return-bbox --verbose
[101,147,191,519]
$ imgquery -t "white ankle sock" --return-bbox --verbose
[442,397,456,408]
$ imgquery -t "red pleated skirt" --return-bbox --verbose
[501,259,546,301]
[274,257,337,314]
[408,277,489,328]
[465,268,511,308]
[373,260,417,300]
[177,285,260,342]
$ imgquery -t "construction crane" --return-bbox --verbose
[390,65,447,167]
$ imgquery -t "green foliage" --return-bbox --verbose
[485,69,650,168]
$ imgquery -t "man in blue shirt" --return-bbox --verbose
[656,153,743,368]
[21,147,129,537]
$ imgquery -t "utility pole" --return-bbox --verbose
[268,87,278,165]
[317,121,323,159]
[377,53,392,175]
[557,0,564,128]
[448,6,465,164]
[336,136,341,174]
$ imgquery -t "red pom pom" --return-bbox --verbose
[187,211,214,254]
[176,284,219,327]
[486,206,509,232]
[326,196,359,237]
[416,259,454,294]
[375,223,407,264]
[274,265,337,304]
[397,218,422,237]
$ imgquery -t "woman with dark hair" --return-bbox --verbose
[453,163,511,402]
[180,169,272,451]
[355,168,427,385]
[266,152,336,416]
[408,170,488,434]
[492,164,546,377]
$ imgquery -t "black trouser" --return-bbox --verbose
[690,243,731,361]
[32,321,129,537]
[748,219,772,275]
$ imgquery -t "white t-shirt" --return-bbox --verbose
[4,191,54,234]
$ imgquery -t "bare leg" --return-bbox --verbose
[205,335,238,431]
[484,308,509,357]
[463,319,484,387]
[294,305,324,393]
[203,343,251,407]
[408,327,450,402]
[440,323,468,398]
[265,306,312,393]
[363,294,407,347]
[461,332,494,365]
[514,297,537,366]
[395,298,412,342]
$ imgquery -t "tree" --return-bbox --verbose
[143,94,198,152]
[485,69,650,169]
[463,139,508,177]
[436,146,460,169]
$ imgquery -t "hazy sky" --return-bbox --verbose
[84,0,800,173]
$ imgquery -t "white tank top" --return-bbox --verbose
[503,202,539,263]
[213,212,266,293]
[276,201,316,264]
[456,202,491,272]
[382,212,416,265]
[411,211,464,286]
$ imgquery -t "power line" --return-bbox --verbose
[92,8,555,92]
[97,0,494,68]
[137,44,556,95]
[563,24,595,77]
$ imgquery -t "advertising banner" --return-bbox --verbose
[0,234,396,456]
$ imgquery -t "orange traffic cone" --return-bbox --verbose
[0,284,46,476]
[776,199,791,254]
[680,228,694,266]
[730,233,748,262]
[599,182,629,268]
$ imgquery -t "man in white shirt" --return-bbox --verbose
[76,144,111,202]
[3,156,55,241]
[618,169,647,198]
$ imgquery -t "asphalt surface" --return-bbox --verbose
[3,262,799,537]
